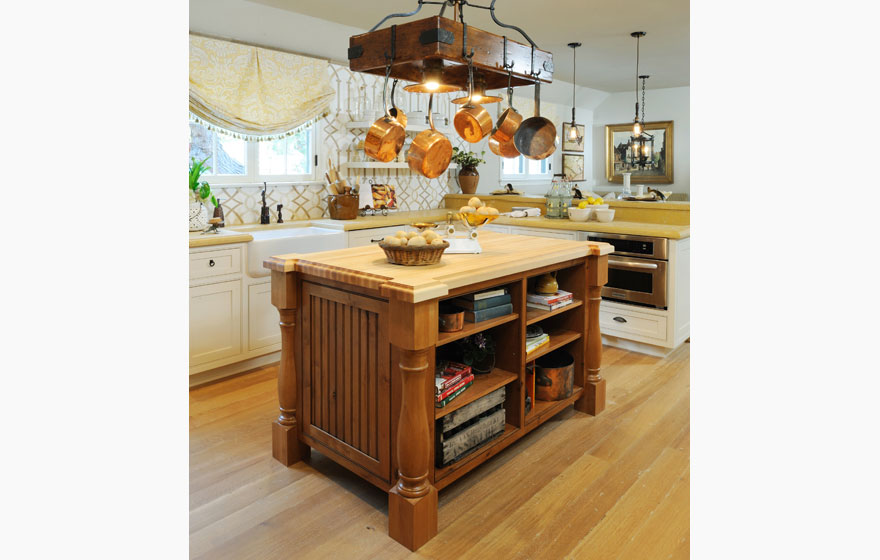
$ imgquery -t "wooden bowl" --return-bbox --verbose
[378,240,449,266]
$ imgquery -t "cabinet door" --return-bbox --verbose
[190,280,242,367]
[248,282,281,351]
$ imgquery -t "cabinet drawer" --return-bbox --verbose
[347,226,410,247]
[600,306,668,342]
[190,247,241,280]
[509,227,578,240]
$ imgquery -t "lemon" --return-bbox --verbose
[586,197,596,204]
[594,197,604,205]
[578,200,589,209]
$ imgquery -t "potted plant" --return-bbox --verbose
[455,332,495,375]
[189,157,218,231]
[451,147,486,195]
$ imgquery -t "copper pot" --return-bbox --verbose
[407,93,452,179]
[490,86,522,144]
[364,70,406,163]
[388,78,407,129]
[535,349,574,401]
[453,61,492,143]
[513,79,557,161]
[489,135,520,158]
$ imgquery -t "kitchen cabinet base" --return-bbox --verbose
[602,334,679,358]
[388,485,439,551]
[577,377,607,415]
[272,421,309,466]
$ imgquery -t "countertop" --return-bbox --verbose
[189,208,689,249]
[264,231,614,303]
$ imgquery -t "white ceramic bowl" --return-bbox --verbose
[590,204,609,211]
[594,208,615,222]
[568,206,593,222]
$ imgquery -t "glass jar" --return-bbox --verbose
[545,175,567,219]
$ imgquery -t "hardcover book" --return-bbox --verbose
[526,299,574,312]
[435,381,474,408]
[526,289,573,305]
[459,288,507,301]
[436,374,475,402]
[450,294,512,311]
[464,303,513,323]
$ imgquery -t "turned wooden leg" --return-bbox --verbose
[388,346,438,551]
[577,255,607,415]
[271,271,309,465]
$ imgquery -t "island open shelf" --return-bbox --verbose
[264,231,612,551]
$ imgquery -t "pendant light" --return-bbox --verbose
[630,31,646,137]
[567,41,583,145]
[451,74,503,104]
[629,75,655,169]
[402,59,462,94]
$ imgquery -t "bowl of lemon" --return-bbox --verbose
[570,197,608,221]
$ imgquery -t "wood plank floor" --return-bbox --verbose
[190,343,690,559]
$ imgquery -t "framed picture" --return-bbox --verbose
[605,120,674,183]
[561,123,585,152]
[562,154,584,181]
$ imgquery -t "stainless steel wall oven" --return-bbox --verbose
[585,232,668,309]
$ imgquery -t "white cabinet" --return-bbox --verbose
[506,226,578,240]
[248,282,280,351]
[481,224,511,234]
[189,280,242,366]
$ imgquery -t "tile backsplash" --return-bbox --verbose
[209,63,464,226]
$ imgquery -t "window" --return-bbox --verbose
[188,119,317,183]
[500,155,552,182]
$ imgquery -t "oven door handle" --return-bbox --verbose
[608,259,659,270]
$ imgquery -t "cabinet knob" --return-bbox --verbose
[613,316,627,323]
[209,259,216,267]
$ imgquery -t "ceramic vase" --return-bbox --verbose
[458,165,479,194]
[189,201,208,231]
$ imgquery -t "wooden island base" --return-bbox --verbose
[265,232,611,550]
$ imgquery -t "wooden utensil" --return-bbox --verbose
[407,93,452,179]
[453,60,492,144]
[364,66,406,162]
[513,78,557,160]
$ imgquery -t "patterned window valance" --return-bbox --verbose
[189,35,335,141]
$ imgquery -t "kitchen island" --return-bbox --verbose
[264,232,613,550]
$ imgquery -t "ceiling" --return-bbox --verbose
[251,0,689,92]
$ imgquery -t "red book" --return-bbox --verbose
[435,362,471,393]
[436,373,474,402]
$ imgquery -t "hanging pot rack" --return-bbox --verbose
[348,0,554,92]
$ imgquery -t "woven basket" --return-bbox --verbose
[379,240,449,266]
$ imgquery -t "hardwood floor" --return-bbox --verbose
[190,343,690,559]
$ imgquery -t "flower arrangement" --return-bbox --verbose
[189,157,218,206]
[455,332,496,373]
[451,148,486,169]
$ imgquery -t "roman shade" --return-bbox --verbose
[189,35,335,140]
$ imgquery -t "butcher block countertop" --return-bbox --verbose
[264,231,614,303]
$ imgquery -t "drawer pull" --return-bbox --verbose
[613,316,627,323]
[209,259,216,267]
[370,237,384,243]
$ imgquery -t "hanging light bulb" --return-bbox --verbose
[567,42,583,145]
[403,59,462,94]
[630,32,646,137]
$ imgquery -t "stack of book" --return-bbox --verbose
[435,362,475,408]
[526,289,574,312]
[450,288,512,323]
[526,331,550,356]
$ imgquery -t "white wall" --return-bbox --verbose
[190,0,687,200]
[590,86,690,195]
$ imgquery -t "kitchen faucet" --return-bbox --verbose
[260,182,271,224]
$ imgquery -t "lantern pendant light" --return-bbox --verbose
[567,42,583,145]
[630,31,646,137]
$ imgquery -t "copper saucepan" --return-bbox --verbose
[513,78,557,160]
[407,93,452,179]
[453,61,492,143]
[364,68,406,163]
[491,78,522,144]
[489,135,521,158]
[388,79,407,129]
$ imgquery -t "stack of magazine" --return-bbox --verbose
[526,326,550,356]
[435,362,474,408]
[449,288,513,323]
[526,289,574,312]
